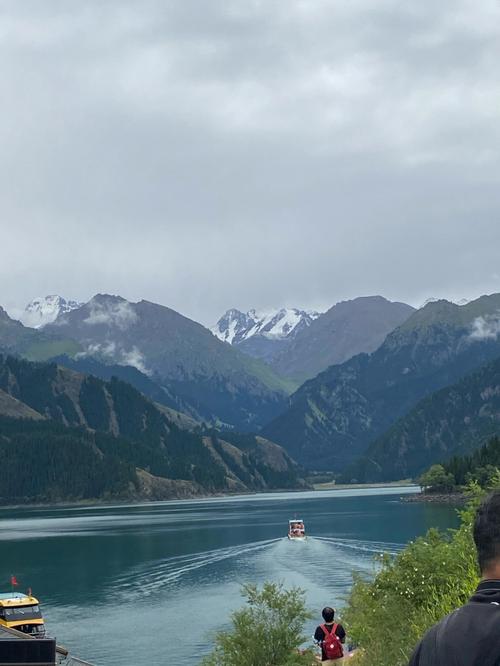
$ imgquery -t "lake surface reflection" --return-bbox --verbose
[0,487,458,665]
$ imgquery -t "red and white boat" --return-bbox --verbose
[288,519,306,541]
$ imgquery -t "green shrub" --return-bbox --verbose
[343,487,484,666]
[202,582,315,666]
[418,464,455,493]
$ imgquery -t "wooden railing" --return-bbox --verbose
[0,624,94,666]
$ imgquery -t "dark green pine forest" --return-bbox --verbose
[0,355,302,503]
[0,418,136,502]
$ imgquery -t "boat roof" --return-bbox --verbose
[0,593,37,605]
[289,519,304,523]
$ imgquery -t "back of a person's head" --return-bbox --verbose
[473,490,500,573]
[322,606,335,622]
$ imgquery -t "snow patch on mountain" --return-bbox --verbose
[212,307,321,345]
[20,295,83,328]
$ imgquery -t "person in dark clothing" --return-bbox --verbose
[409,490,500,666]
[314,606,346,662]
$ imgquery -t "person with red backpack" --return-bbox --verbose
[314,606,346,662]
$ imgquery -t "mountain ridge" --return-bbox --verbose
[270,295,415,381]
[40,294,295,430]
[212,296,414,381]
[263,293,500,472]
[212,307,320,363]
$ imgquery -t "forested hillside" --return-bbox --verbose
[343,355,500,482]
[264,295,500,472]
[0,355,304,503]
[0,418,137,502]
[440,436,500,487]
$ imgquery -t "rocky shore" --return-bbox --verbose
[402,491,466,505]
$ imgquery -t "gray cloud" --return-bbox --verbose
[1,0,500,325]
[83,300,138,330]
[76,341,149,375]
[470,313,500,341]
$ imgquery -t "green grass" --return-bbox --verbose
[238,352,299,395]
[23,339,82,362]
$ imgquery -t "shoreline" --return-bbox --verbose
[401,491,466,505]
[0,481,417,511]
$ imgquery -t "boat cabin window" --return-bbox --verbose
[0,605,42,621]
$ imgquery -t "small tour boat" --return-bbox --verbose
[288,518,306,540]
[0,592,45,638]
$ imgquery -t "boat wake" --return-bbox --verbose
[312,535,402,556]
[111,535,402,602]
[113,538,281,598]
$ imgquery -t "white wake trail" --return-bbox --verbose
[114,538,281,598]
[312,535,402,556]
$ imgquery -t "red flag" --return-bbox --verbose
[10,575,18,587]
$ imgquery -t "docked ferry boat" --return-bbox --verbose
[0,592,45,637]
[288,519,306,540]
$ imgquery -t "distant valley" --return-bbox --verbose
[0,354,303,503]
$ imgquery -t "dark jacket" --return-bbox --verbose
[409,580,500,666]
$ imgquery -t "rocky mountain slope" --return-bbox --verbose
[342,355,500,483]
[0,355,304,502]
[212,298,413,381]
[212,307,320,363]
[52,355,189,414]
[39,294,294,431]
[263,294,500,472]
[0,389,43,420]
[1,293,294,431]
[270,296,414,381]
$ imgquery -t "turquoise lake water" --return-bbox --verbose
[0,487,458,665]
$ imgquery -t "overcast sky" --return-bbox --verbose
[2,0,500,325]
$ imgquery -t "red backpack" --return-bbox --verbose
[321,623,343,660]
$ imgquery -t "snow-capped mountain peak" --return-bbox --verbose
[212,307,321,345]
[21,295,83,328]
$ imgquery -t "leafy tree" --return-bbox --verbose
[444,437,500,486]
[418,464,455,493]
[466,464,500,487]
[419,437,500,491]
[202,583,315,666]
